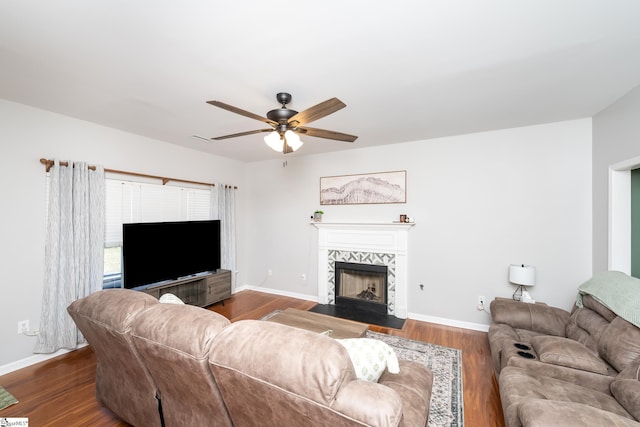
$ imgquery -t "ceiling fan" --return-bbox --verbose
[205,92,358,154]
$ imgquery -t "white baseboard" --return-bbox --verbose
[0,344,87,377]
[235,286,490,332]
[408,312,490,332]
[234,284,318,302]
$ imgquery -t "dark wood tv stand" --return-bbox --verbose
[139,269,231,307]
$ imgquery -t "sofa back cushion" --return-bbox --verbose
[566,304,612,352]
[67,289,161,427]
[490,299,569,337]
[130,304,233,427]
[581,294,617,322]
[210,320,355,405]
[209,320,403,426]
[598,317,640,372]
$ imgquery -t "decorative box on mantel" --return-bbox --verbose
[312,222,415,319]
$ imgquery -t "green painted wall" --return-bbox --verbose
[632,169,640,278]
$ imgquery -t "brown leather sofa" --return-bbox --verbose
[488,271,640,427]
[68,289,433,427]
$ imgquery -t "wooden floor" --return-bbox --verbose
[0,290,504,426]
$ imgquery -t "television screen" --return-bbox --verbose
[122,220,221,289]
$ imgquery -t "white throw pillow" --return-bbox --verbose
[159,293,185,304]
[336,338,400,382]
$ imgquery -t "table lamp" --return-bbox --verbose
[509,264,536,303]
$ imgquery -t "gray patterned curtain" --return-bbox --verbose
[210,184,236,290]
[34,159,105,353]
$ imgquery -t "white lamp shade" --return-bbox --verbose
[264,131,283,152]
[509,264,536,287]
[284,130,303,151]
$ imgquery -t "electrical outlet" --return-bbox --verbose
[268,269,272,276]
[300,273,307,281]
[477,295,486,311]
[18,320,29,335]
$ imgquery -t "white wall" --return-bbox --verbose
[244,119,593,326]
[0,99,246,370]
[593,85,640,273]
[0,96,595,370]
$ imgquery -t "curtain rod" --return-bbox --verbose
[39,158,237,189]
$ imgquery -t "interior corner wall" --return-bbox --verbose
[593,85,640,274]
[0,98,246,370]
[632,169,640,278]
[244,119,593,326]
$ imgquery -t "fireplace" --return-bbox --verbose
[313,222,415,323]
[335,262,388,315]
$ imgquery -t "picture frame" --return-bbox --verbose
[320,170,406,205]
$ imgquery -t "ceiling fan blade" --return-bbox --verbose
[212,128,273,140]
[207,100,277,126]
[288,98,346,127]
[297,126,358,142]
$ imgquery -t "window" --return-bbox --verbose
[103,178,212,288]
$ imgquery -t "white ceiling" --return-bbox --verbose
[1,1,639,162]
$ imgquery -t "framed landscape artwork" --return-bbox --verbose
[320,170,406,205]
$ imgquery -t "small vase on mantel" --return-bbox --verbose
[313,210,324,222]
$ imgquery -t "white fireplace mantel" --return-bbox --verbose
[313,222,415,319]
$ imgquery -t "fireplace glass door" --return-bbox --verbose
[335,261,388,315]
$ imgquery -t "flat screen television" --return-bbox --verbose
[122,220,221,289]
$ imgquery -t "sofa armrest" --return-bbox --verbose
[331,380,403,427]
[379,360,433,427]
[490,298,570,337]
[517,400,640,427]
[488,323,522,374]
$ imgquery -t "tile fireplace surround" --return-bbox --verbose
[313,222,415,319]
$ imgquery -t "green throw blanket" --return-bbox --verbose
[577,271,640,328]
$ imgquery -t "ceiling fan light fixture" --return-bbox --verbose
[284,130,303,151]
[264,131,283,152]
[208,92,356,154]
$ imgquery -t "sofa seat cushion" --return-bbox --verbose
[530,336,609,375]
[499,367,633,427]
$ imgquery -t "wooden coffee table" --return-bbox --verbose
[266,307,369,339]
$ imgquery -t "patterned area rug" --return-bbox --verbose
[0,386,18,411]
[260,310,463,427]
[366,331,463,427]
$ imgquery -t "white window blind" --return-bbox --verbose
[104,179,212,248]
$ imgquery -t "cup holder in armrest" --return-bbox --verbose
[514,343,531,351]
[517,351,535,359]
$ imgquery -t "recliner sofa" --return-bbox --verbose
[488,271,640,427]
[68,289,433,427]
